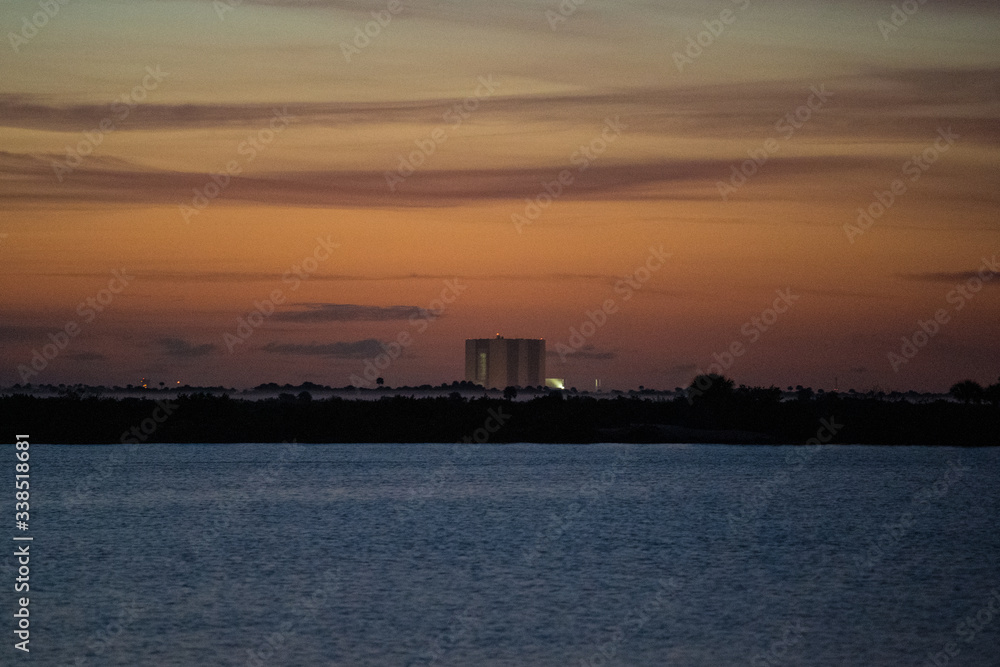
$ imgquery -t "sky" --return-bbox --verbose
[1,0,998,392]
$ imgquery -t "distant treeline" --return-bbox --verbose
[2,379,998,445]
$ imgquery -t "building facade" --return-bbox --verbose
[465,336,545,389]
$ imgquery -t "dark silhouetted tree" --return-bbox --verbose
[950,380,984,404]
[983,379,1000,406]
[503,386,518,400]
[688,374,735,403]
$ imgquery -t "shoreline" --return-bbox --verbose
[4,389,997,447]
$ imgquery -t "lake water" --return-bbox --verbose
[11,443,1000,666]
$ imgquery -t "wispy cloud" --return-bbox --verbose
[798,288,893,300]
[0,153,879,207]
[65,351,106,361]
[261,339,384,358]
[13,269,615,284]
[898,269,1000,284]
[0,325,51,342]
[3,67,997,135]
[548,345,616,361]
[155,0,602,35]
[272,303,426,322]
[157,337,218,358]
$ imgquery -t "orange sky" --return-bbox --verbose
[1,0,998,391]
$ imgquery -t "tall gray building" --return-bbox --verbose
[465,336,545,389]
